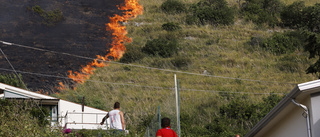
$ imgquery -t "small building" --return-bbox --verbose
[0,82,109,130]
[245,79,320,137]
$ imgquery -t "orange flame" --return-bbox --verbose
[58,0,143,89]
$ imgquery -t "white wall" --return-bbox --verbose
[259,98,310,137]
[311,93,320,137]
[58,99,109,130]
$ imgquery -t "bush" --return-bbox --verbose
[161,0,186,14]
[249,36,264,47]
[187,0,235,25]
[241,0,283,26]
[141,38,179,58]
[304,32,320,77]
[0,99,61,136]
[277,54,305,73]
[302,3,320,33]
[171,56,192,69]
[216,94,283,136]
[31,5,64,27]
[280,1,305,29]
[0,74,26,89]
[32,5,45,14]
[44,10,64,26]
[162,22,181,31]
[261,31,306,55]
[120,46,146,63]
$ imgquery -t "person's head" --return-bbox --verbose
[161,117,171,128]
[114,102,120,109]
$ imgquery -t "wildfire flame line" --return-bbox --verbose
[58,0,143,88]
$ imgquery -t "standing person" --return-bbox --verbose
[156,117,177,137]
[100,102,126,133]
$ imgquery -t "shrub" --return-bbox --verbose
[171,56,192,69]
[277,54,304,73]
[261,31,306,55]
[141,38,179,58]
[120,46,146,63]
[44,10,64,26]
[280,1,305,29]
[32,5,45,14]
[302,3,320,33]
[0,99,60,136]
[249,36,264,47]
[216,94,283,136]
[187,0,235,25]
[241,0,283,26]
[0,74,26,89]
[304,32,320,77]
[161,0,186,14]
[162,22,181,31]
[31,5,64,27]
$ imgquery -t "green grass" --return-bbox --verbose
[55,0,319,136]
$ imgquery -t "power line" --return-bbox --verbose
[0,67,283,95]
[179,88,284,95]
[0,48,28,89]
[0,40,297,85]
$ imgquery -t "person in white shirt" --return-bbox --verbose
[100,102,126,132]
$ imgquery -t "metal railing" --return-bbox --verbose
[62,112,108,130]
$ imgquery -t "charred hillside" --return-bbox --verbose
[0,0,124,91]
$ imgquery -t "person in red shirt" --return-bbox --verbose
[156,117,178,137]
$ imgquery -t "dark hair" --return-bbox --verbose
[161,117,170,128]
[114,102,120,109]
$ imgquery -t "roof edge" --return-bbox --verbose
[245,86,301,137]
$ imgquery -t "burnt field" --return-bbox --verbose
[0,0,124,92]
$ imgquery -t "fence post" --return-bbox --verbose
[158,106,161,129]
[175,74,181,137]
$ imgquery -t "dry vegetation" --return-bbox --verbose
[55,0,319,136]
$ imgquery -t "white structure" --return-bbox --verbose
[0,82,109,130]
[245,79,320,137]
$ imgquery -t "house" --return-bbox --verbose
[245,79,320,137]
[0,82,109,130]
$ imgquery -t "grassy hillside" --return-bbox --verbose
[55,0,319,136]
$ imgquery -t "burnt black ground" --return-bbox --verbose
[0,0,124,92]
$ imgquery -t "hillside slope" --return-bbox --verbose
[55,0,320,136]
[0,0,124,91]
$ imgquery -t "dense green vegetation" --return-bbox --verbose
[0,99,59,136]
[187,0,235,25]
[0,74,26,89]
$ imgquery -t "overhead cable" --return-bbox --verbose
[0,40,297,85]
[0,67,283,95]
[0,48,28,89]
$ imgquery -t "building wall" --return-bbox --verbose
[311,92,320,137]
[260,98,310,137]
